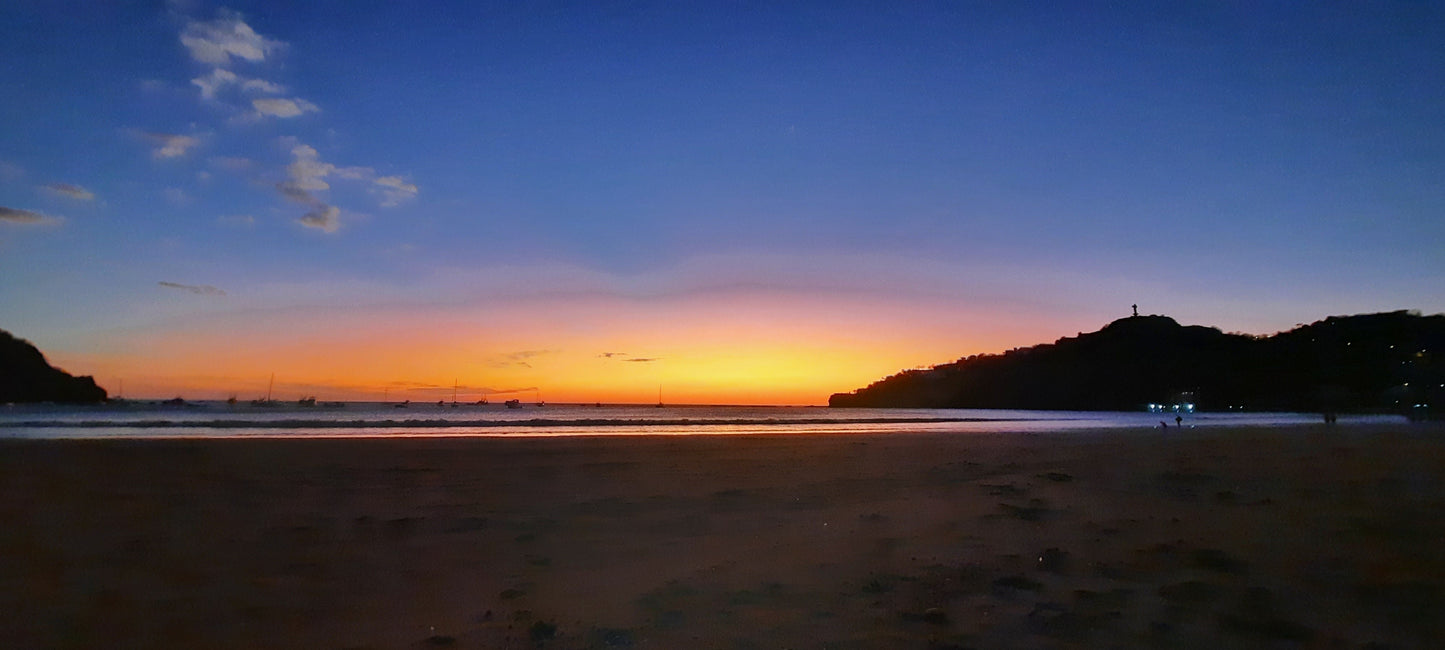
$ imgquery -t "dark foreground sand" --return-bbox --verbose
[3,425,1444,649]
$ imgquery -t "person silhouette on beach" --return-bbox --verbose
[1175,415,1183,427]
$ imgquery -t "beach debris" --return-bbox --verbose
[528,620,557,643]
[1036,547,1069,574]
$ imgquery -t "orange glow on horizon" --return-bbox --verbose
[52,289,1063,405]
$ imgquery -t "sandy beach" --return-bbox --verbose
[3,425,1444,649]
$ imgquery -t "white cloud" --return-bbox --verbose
[374,175,419,206]
[273,142,418,226]
[332,166,374,181]
[277,144,334,203]
[298,204,341,233]
[241,78,285,94]
[193,68,286,100]
[147,132,200,159]
[252,97,319,118]
[191,68,239,99]
[42,183,96,201]
[0,206,63,225]
[180,13,281,66]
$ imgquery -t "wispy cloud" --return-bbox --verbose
[192,68,287,100]
[242,78,284,94]
[374,175,418,207]
[163,187,191,205]
[158,281,226,296]
[0,206,64,225]
[274,143,414,231]
[489,350,554,369]
[42,183,95,201]
[598,351,659,363]
[298,204,340,233]
[191,68,238,99]
[180,12,281,66]
[146,132,200,159]
[167,7,413,239]
[252,97,319,119]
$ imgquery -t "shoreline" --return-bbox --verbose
[4,423,1443,648]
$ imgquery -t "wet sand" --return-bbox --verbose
[3,424,1444,649]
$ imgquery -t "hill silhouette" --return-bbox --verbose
[0,329,108,403]
[830,311,1444,414]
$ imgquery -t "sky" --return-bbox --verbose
[2,1,1443,404]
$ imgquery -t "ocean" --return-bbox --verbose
[0,401,1404,439]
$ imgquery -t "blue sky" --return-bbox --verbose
[1,1,1442,402]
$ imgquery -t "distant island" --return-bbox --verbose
[0,328,108,404]
[830,311,1444,415]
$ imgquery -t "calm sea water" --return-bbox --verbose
[0,401,1405,439]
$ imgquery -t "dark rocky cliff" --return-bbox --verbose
[0,329,108,403]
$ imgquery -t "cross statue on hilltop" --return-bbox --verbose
[1132,304,1138,317]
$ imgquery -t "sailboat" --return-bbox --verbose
[111,378,130,405]
[451,379,460,408]
[251,373,277,407]
[656,385,664,408]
